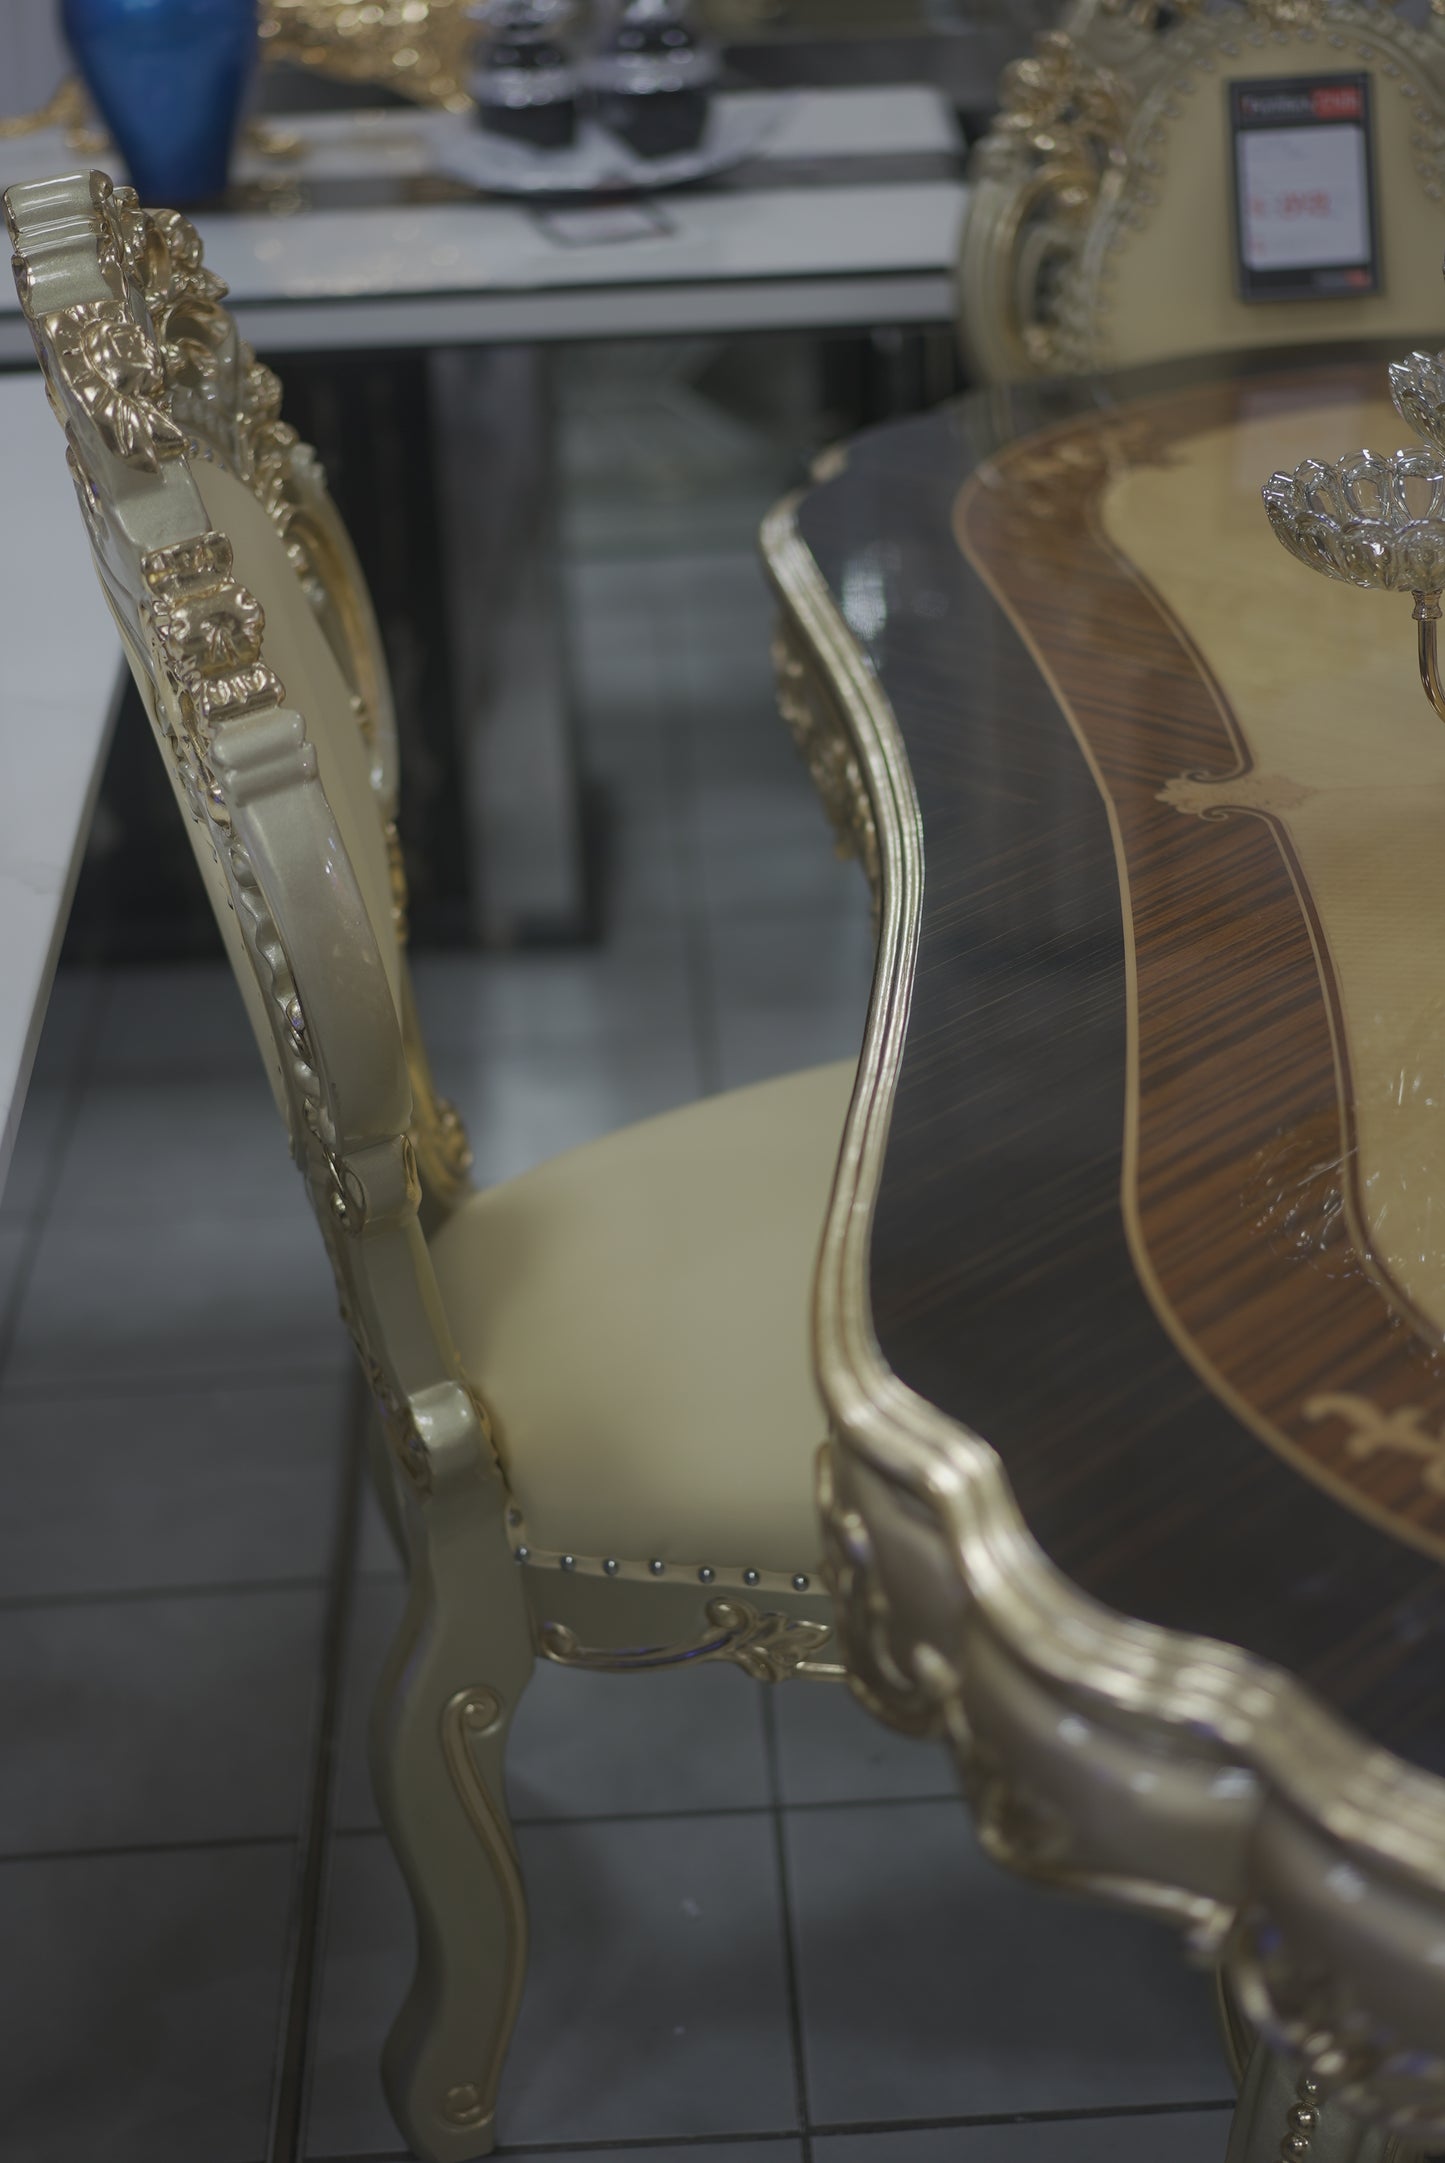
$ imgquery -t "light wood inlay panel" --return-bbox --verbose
[957,381,1445,1569]
[1102,400,1445,1337]
[786,352,1445,1771]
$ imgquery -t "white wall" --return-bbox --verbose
[1,0,71,117]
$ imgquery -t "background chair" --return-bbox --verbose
[6,166,848,2163]
[958,0,1445,383]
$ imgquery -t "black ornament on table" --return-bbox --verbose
[587,0,716,161]
[475,0,580,151]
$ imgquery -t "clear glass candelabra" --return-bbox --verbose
[1263,350,1445,725]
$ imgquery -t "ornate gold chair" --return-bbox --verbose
[5,167,848,2163]
[959,0,1445,383]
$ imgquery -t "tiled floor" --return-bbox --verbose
[0,357,1232,2161]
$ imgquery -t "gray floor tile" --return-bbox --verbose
[601,787,695,932]
[356,1487,404,1579]
[690,702,814,787]
[567,619,667,739]
[1,1084,69,1220]
[49,1076,300,1222]
[8,1208,348,1389]
[507,1810,801,2145]
[0,1375,346,1600]
[89,962,260,1078]
[302,1834,415,2157]
[788,1801,1231,2128]
[816,2113,1228,2162]
[708,907,874,1092]
[0,1840,293,2163]
[331,1573,402,1832]
[695,788,863,918]
[772,1676,957,1806]
[505,1659,772,1824]
[0,1586,323,1854]
[307,1814,799,2154]
[334,1575,772,1832]
[0,1220,29,1326]
[569,688,674,785]
[410,927,693,1057]
[28,964,105,1085]
[450,1036,703,1188]
[508,2149,803,2163]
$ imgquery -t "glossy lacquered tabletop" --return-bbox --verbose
[791,348,1445,1779]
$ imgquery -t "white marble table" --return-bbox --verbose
[0,87,965,360]
[0,370,120,1191]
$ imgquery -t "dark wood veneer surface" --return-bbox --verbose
[793,350,1445,1775]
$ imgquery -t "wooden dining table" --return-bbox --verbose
[763,347,1445,2157]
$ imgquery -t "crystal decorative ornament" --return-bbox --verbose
[1262,450,1445,595]
[1389,349,1445,462]
[1264,331,1445,728]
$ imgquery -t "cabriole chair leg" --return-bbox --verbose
[371,1508,535,2163]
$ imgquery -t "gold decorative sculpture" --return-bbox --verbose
[0,0,478,136]
[1264,353,1445,728]
[256,0,478,111]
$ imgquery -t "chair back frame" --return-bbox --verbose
[960,0,1445,383]
[7,168,485,1506]
[6,167,840,1652]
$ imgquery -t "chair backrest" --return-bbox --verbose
[6,167,484,1496]
[959,0,1445,383]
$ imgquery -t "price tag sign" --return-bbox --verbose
[1230,73,1379,302]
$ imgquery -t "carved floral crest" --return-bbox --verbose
[142,532,284,729]
[48,299,185,469]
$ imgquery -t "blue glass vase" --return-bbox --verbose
[62,0,257,207]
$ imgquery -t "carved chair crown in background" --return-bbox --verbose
[959,0,1445,383]
[5,167,852,2163]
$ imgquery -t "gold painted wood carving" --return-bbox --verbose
[258,0,477,110]
[772,618,880,900]
[48,299,186,468]
[540,1598,834,1682]
[437,1685,528,2138]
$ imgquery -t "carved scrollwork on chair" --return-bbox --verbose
[960,26,1133,379]
[47,299,186,468]
[540,1598,834,1682]
[772,621,881,901]
[143,531,285,722]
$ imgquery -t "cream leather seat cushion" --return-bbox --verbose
[430,1058,855,1579]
